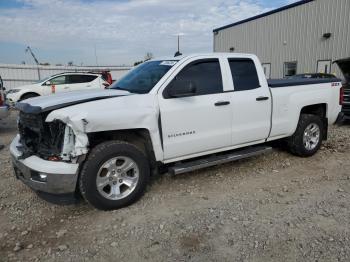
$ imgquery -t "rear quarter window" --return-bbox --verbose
[68,75,98,84]
[228,59,260,91]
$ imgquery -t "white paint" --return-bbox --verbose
[14,53,342,165]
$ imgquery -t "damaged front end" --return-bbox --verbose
[17,111,83,162]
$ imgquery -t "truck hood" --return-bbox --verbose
[16,89,132,114]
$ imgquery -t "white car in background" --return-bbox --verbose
[6,72,112,104]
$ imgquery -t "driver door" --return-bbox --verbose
[158,58,232,160]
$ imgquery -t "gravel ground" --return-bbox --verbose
[0,111,350,262]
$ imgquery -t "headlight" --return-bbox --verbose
[7,89,21,94]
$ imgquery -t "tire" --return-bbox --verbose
[287,114,323,157]
[79,140,150,210]
[20,93,39,101]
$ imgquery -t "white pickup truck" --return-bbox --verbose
[10,53,343,210]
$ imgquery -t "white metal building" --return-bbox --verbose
[213,0,350,79]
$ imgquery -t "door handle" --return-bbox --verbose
[256,96,269,101]
[64,86,69,89]
[215,101,230,106]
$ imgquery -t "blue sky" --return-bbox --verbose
[0,0,296,65]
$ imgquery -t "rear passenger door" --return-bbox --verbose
[67,74,99,91]
[159,58,232,160]
[228,58,271,145]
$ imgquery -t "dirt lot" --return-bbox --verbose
[0,111,350,262]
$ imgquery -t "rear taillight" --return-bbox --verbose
[340,86,344,105]
[0,93,3,106]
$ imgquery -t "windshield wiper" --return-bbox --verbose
[116,87,147,94]
[113,86,132,93]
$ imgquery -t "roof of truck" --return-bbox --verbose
[152,53,256,61]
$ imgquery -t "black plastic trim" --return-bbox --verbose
[215,101,230,106]
[158,113,164,149]
[256,96,269,101]
[268,78,342,88]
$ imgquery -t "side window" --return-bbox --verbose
[228,59,260,91]
[169,59,223,96]
[68,75,97,84]
[50,75,67,85]
[284,62,297,77]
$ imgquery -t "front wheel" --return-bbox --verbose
[287,114,323,157]
[79,140,150,210]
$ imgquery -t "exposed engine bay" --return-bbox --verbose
[18,111,76,161]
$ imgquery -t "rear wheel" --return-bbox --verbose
[79,140,150,210]
[287,114,323,157]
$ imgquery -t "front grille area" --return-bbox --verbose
[18,112,66,159]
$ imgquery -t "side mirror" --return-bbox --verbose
[167,79,196,98]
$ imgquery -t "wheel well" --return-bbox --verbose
[300,103,327,118]
[87,129,157,168]
[20,92,40,100]
[300,103,328,140]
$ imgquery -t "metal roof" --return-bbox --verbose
[213,0,314,33]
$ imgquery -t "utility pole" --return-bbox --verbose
[174,33,184,57]
[94,44,99,66]
[25,46,41,80]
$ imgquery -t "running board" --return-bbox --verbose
[169,146,272,175]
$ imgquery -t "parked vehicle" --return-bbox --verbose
[287,73,337,79]
[10,53,343,210]
[0,76,9,120]
[334,58,350,118]
[6,71,112,104]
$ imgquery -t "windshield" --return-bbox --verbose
[110,60,177,94]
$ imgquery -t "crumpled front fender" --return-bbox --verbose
[44,94,164,161]
[46,111,89,157]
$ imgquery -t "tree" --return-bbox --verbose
[133,60,143,66]
[68,61,74,66]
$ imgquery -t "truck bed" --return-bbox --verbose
[268,78,341,88]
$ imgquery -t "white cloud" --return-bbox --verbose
[0,0,271,64]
